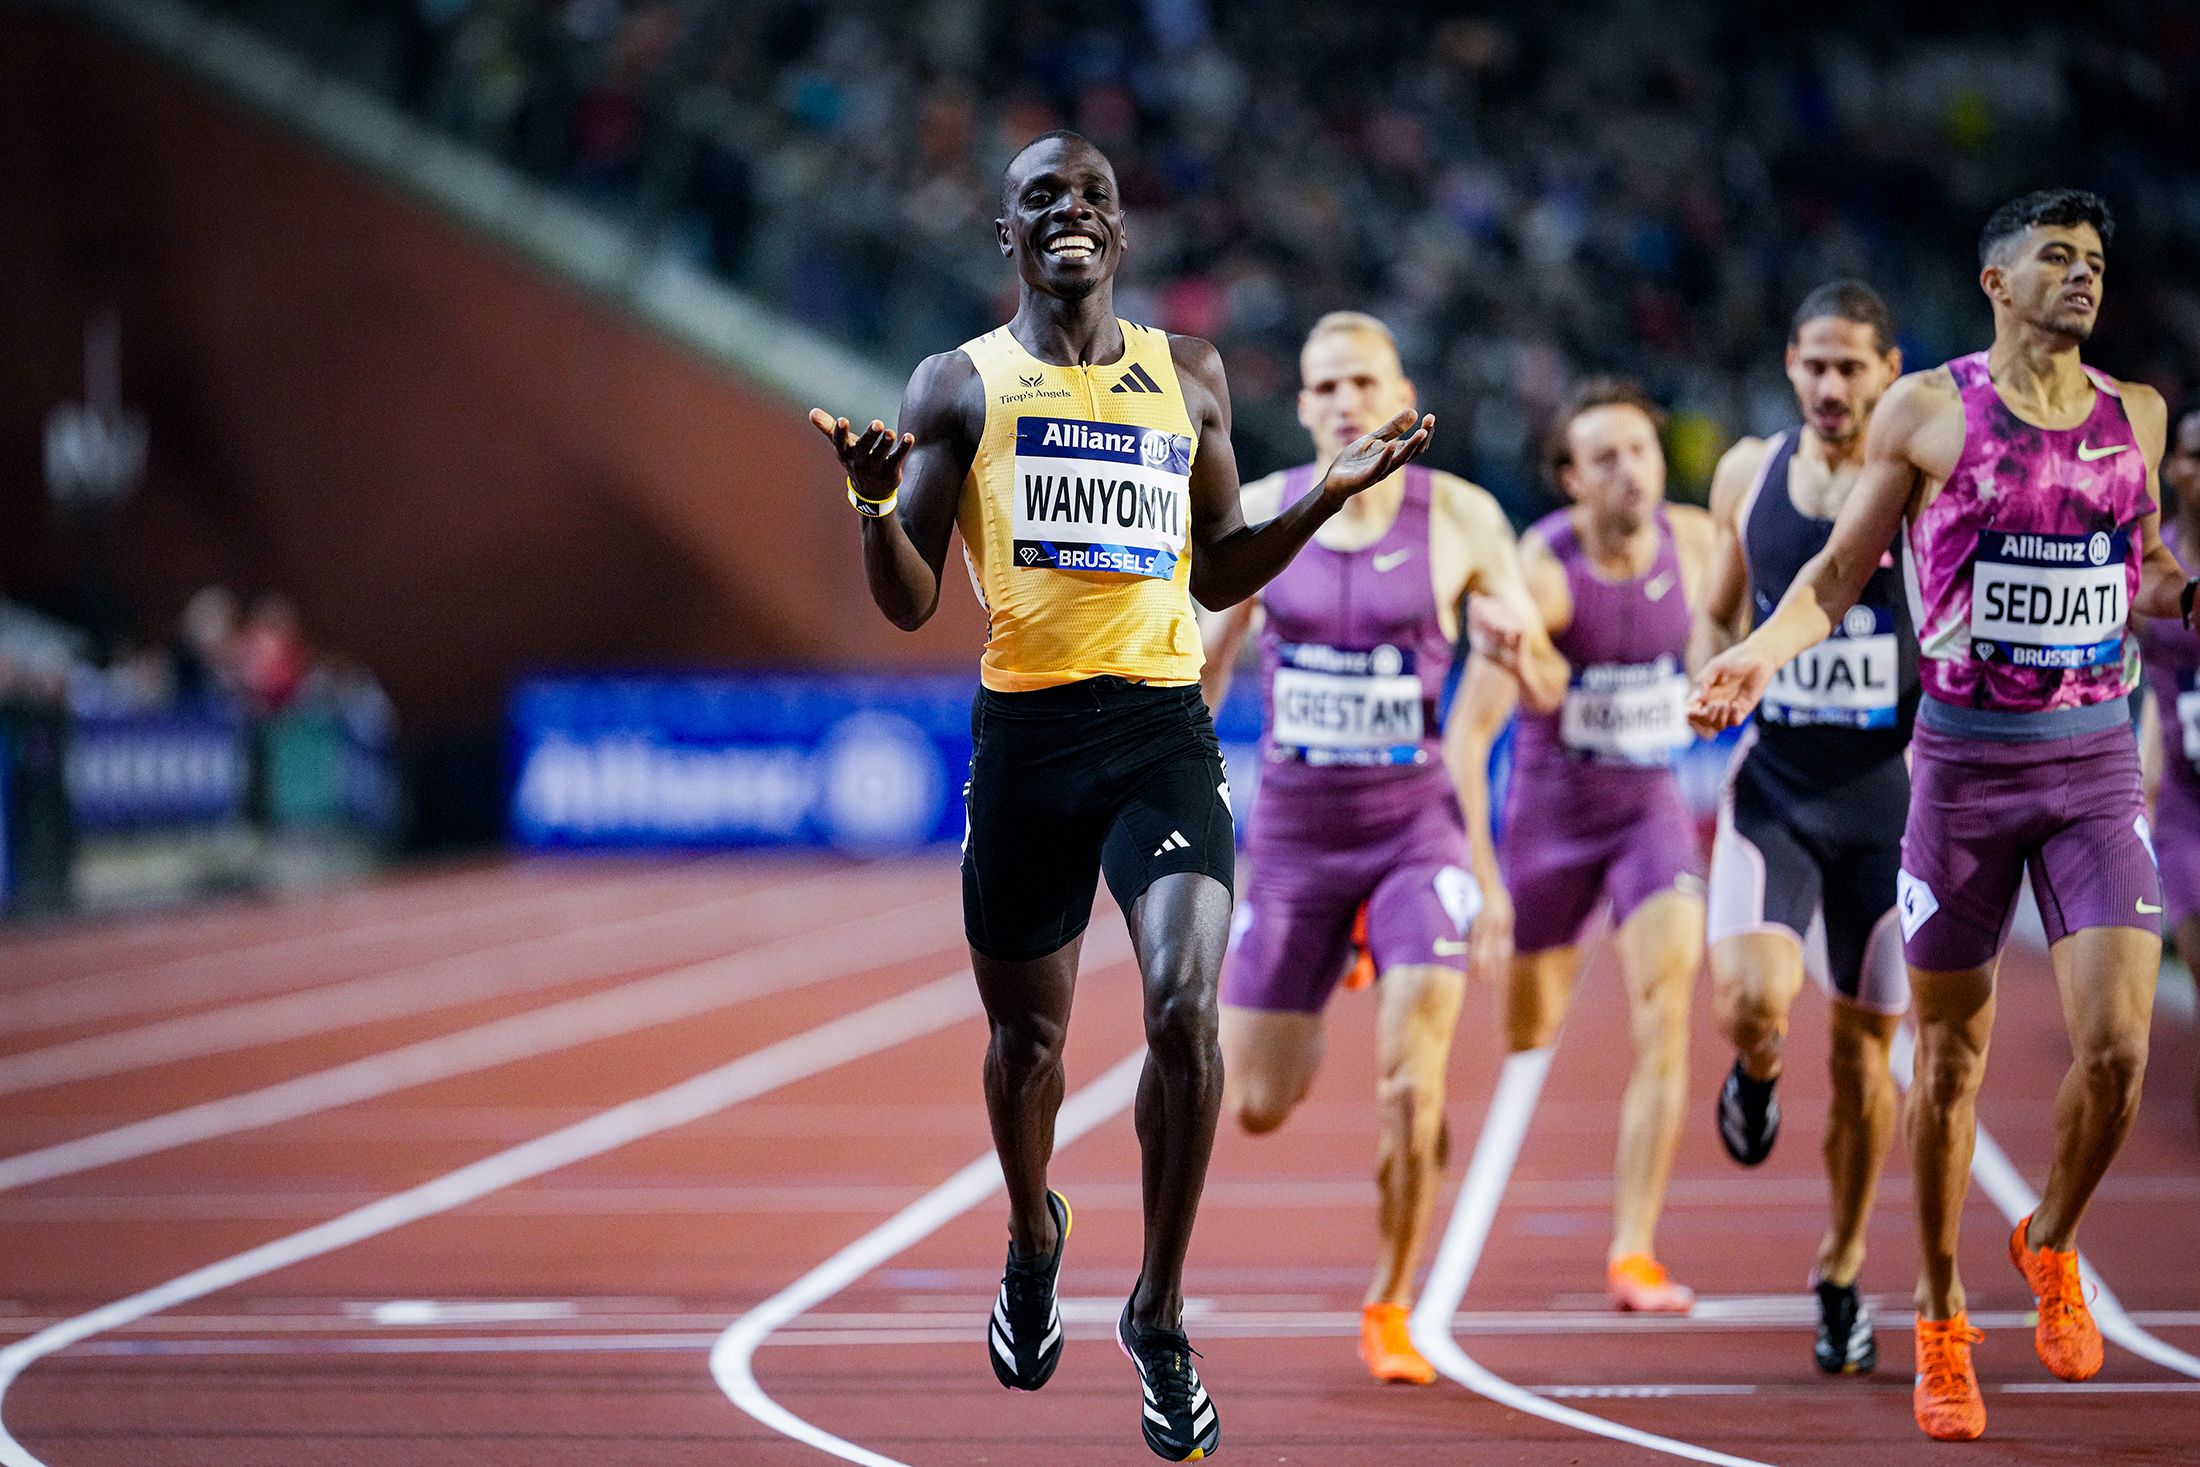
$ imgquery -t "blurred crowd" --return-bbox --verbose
[0,583,394,739]
[211,0,2200,511]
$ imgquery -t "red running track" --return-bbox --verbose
[0,854,2193,1465]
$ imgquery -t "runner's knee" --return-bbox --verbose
[1144,976,1221,1069]
[2075,1031,2148,1105]
[987,1009,1068,1081]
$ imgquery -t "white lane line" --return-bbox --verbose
[0,859,557,982]
[1887,1027,2200,1380]
[22,1303,2200,1343]
[0,900,963,1190]
[0,969,989,1467]
[0,867,903,1097]
[713,1043,1148,1467]
[0,861,703,1033]
[1411,1048,1780,1467]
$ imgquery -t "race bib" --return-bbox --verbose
[1012,416,1192,578]
[1762,602,1900,728]
[1560,658,1690,766]
[1271,643,1425,766]
[1969,528,2128,670]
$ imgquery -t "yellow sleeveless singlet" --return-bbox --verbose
[957,321,1203,693]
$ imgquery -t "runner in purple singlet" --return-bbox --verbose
[1454,377,1718,1315]
[1691,191,2193,1443]
[2135,404,2200,1138]
[1203,312,1563,1385]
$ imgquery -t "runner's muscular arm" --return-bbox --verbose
[1689,371,1950,734]
[2124,383,2190,623]
[1444,483,1568,713]
[1197,474,1284,712]
[1444,652,1521,986]
[810,351,980,632]
[1686,438,1768,675]
[1172,335,1434,609]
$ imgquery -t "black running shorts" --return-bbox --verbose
[961,677,1236,961]
[1706,731,1911,1015]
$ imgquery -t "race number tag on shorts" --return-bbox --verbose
[1012,416,1193,578]
[1271,643,1424,766]
[1762,603,1900,728]
[1969,528,2128,670]
[1560,657,1690,766]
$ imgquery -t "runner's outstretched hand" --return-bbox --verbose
[811,410,914,505]
[1686,643,1775,737]
[1318,408,1435,502]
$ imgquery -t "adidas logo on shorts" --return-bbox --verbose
[1153,830,1190,857]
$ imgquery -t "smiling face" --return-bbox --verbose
[1297,327,1415,464]
[1559,403,1667,538]
[1784,316,1900,447]
[996,135,1125,302]
[1985,223,2106,343]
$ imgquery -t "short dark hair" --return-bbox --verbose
[999,129,1102,213]
[1979,189,2114,268]
[1790,279,1896,355]
[1547,377,1663,481]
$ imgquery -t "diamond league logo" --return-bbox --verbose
[1019,546,1040,565]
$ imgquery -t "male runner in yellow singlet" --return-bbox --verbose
[809,130,1432,1461]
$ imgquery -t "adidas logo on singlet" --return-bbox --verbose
[1111,364,1164,394]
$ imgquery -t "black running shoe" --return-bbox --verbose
[1715,1055,1780,1166]
[1812,1276,1876,1375]
[1118,1294,1221,1461]
[988,1190,1070,1391]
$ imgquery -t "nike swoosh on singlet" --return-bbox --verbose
[1433,938,1472,956]
[2078,441,2131,461]
[2138,899,2163,914]
[1373,549,1414,573]
[1644,571,1675,601]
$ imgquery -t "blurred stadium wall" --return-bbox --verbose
[0,4,986,847]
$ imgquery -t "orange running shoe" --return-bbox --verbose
[1607,1253,1694,1313]
[1912,1313,1987,1442]
[1342,902,1376,991]
[1359,1302,1437,1385]
[2009,1214,2104,1381]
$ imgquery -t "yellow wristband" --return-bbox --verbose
[848,482,898,518]
[846,477,895,506]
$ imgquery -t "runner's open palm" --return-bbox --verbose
[1686,645,1775,737]
[1321,408,1436,499]
[811,410,914,503]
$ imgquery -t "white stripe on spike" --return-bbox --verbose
[1041,1316,1062,1354]
[1144,1405,1170,1428]
[1193,1405,1216,1435]
[990,1324,1015,1366]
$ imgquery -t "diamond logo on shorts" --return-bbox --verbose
[1896,869,1939,941]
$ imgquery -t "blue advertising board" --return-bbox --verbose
[506,671,1739,854]
[65,710,248,832]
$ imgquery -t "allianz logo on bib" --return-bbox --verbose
[1969,526,2128,669]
